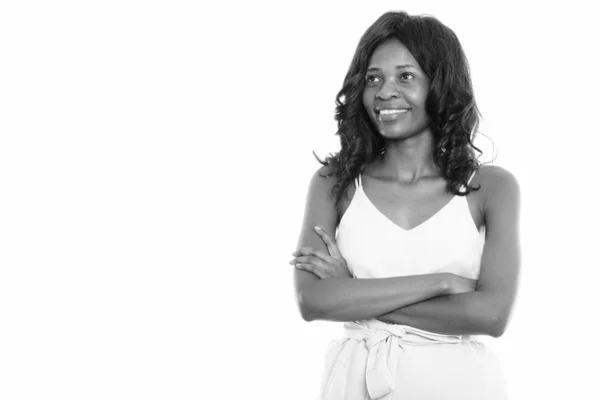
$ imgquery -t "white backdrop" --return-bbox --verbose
[1,1,598,399]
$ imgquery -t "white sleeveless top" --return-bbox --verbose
[337,172,485,281]
[319,173,501,400]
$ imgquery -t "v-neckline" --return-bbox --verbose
[359,184,458,233]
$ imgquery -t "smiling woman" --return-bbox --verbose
[363,41,430,141]
[292,10,519,400]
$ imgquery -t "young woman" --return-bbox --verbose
[291,11,520,400]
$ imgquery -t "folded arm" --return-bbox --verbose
[293,166,456,322]
[377,166,521,337]
[298,273,454,322]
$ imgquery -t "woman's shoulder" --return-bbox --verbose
[309,162,356,220]
[475,164,519,187]
[309,163,337,192]
[474,164,520,205]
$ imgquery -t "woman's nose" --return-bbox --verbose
[376,82,401,100]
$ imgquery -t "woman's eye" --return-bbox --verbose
[400,73,414,80]
[365,75,381,84]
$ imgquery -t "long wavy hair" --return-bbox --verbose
[318,11,483,207]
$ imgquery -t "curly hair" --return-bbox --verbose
[317,11,483,207]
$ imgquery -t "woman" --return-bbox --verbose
[291,11,520,400]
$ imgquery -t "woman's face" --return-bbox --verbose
[362,39,431,141]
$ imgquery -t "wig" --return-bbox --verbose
[318,11,483,207]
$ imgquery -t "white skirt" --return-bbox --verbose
[317,320,507,400]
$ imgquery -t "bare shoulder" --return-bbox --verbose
[310,163,337,191]
[309,162,355,219]
[477,164,518,181]
[300,164,340,240]
[476,165,520,199]
[474,165,520,220]
[306,164,338,212]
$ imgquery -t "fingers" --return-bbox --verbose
[290,236,345,281]
[295,263,327,279]
[292,246,336,263]
[289,254,331,279]
[314,226,342,259]
[289,255,328,269]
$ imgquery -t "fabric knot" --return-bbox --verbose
[364,329,402,400]
[320,322,475,400]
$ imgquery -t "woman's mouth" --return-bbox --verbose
[377,108,410,122]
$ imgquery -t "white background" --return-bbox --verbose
[1,1,598,399]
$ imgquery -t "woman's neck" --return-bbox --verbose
[377,136,440,183]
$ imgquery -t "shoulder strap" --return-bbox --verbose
[467,169,477,185]
[458,169,478,193]
[354,173,362,188]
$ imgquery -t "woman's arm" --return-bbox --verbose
[376,292,497,335]
[299,273,455,322]
[377,166,521,337]
[293,166,457,322]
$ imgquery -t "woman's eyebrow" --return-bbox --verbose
[366,65,416,72]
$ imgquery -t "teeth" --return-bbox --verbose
[379,109,409,115]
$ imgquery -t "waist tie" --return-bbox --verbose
[320,321,476,400]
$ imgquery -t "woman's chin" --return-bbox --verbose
[377,124,431,141]
[378,126,408,139]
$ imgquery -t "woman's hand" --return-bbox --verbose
[290,226,352,279]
